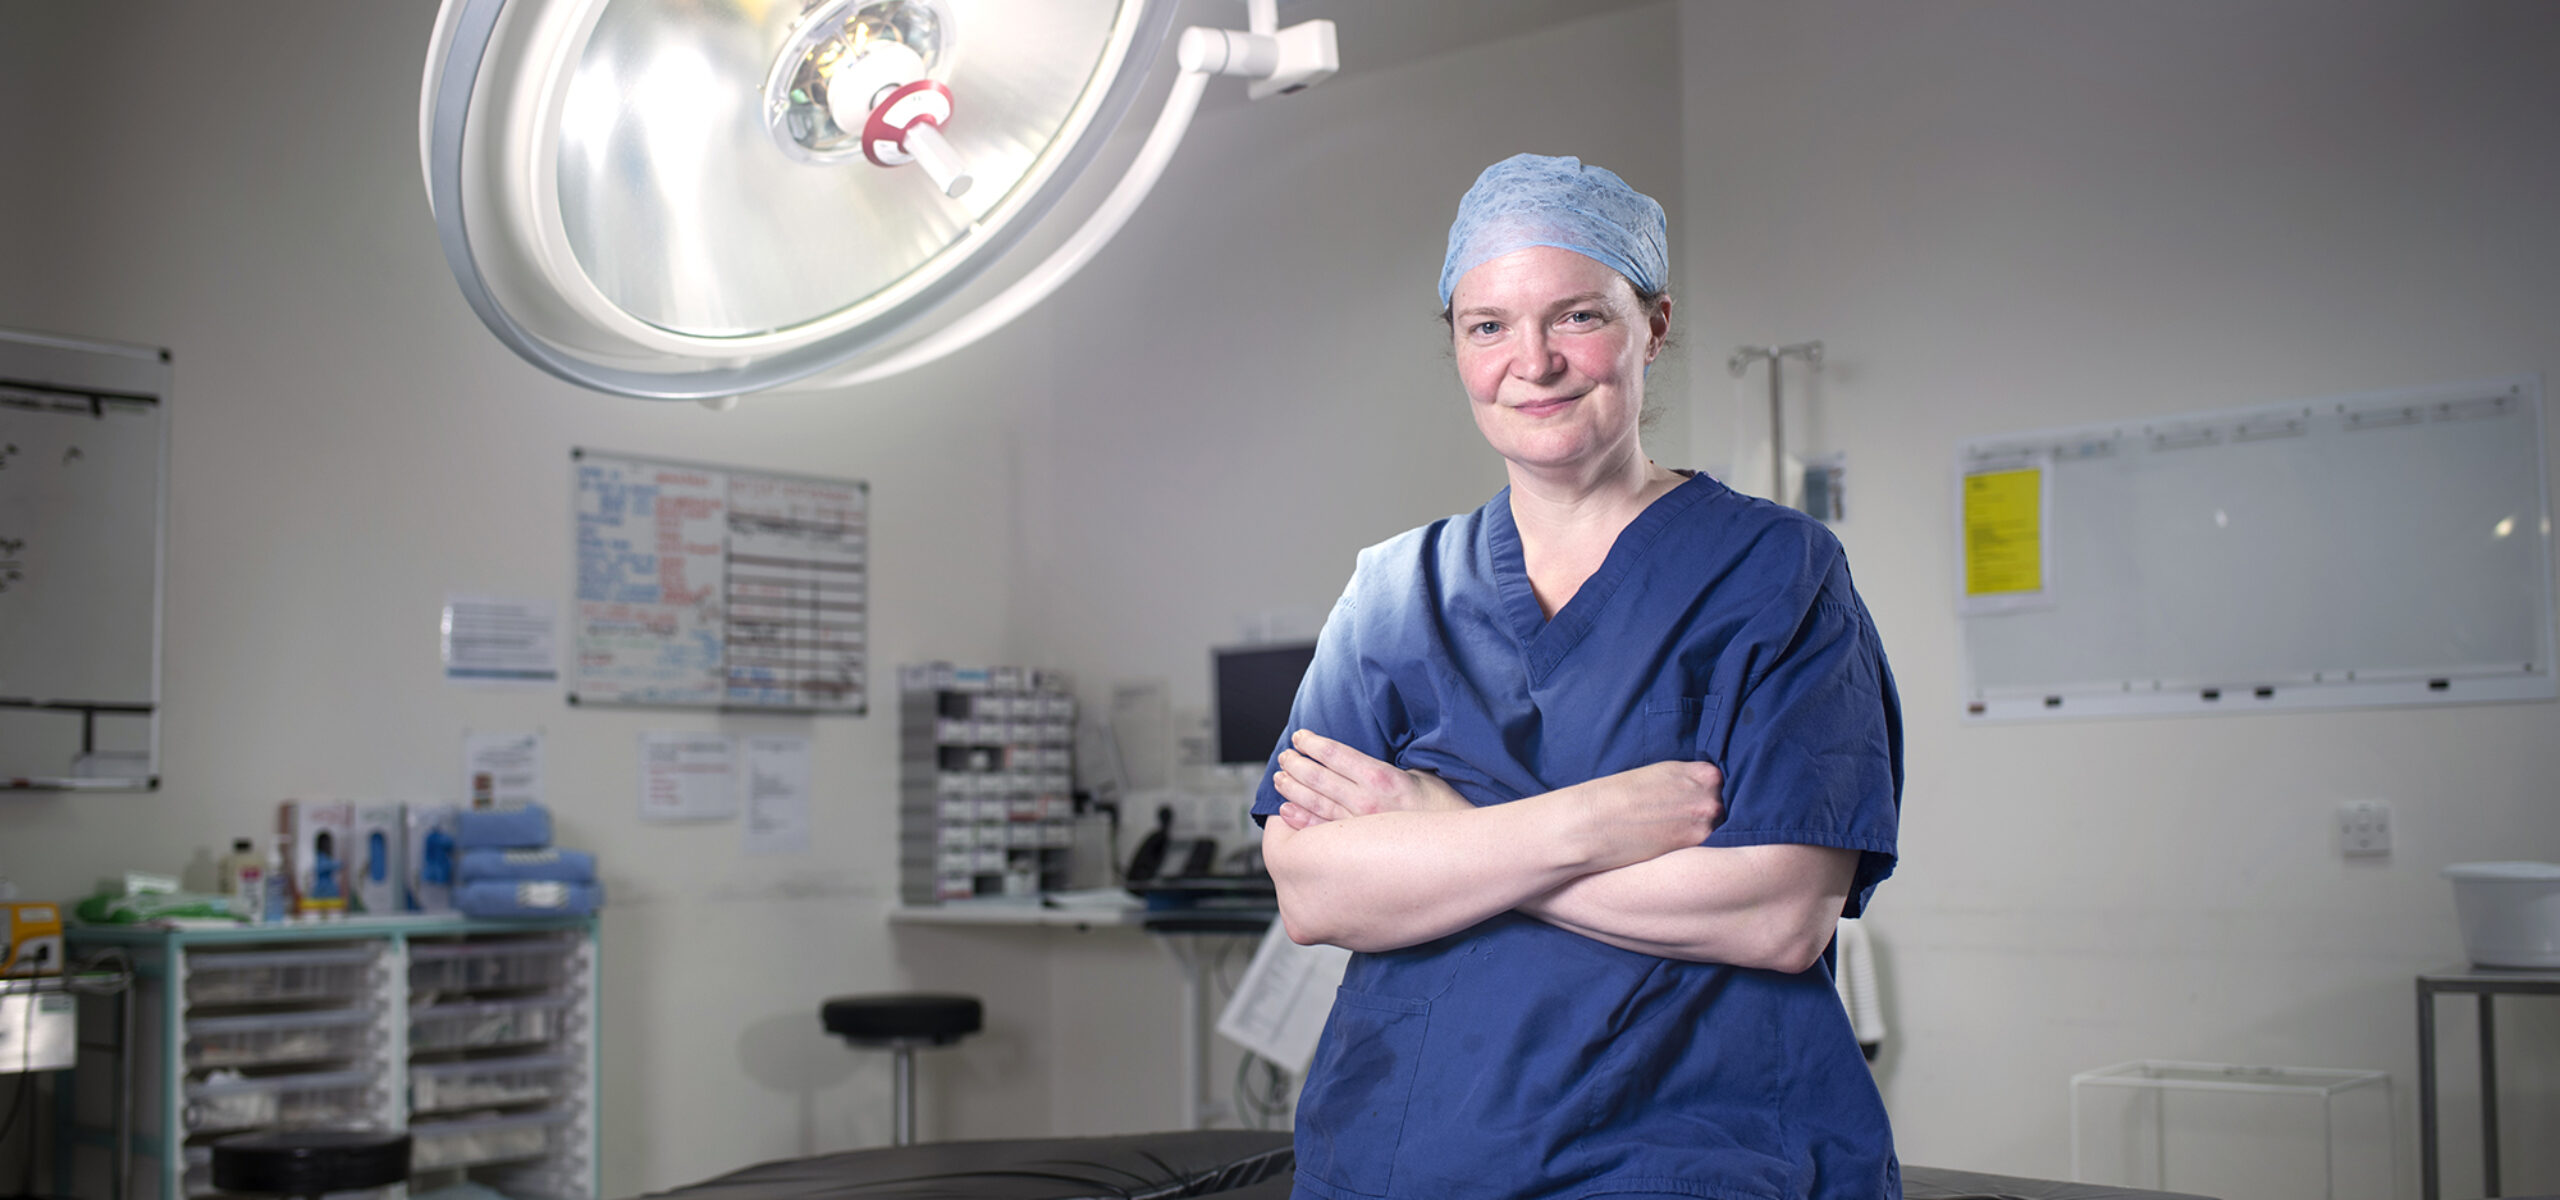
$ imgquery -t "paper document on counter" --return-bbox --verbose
[1217,919,1352,1075]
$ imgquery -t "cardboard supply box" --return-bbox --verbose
[352,804,406,915]
[2,902,64,976]
[280,800,356,916]
[407,805,460,914]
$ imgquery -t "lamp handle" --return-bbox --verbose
[829,65,1213,387]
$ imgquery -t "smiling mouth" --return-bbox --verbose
[1511,395,1579,416]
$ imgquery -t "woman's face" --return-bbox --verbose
[1449,245,1669,479]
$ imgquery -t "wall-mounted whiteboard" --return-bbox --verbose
[571,449,868,713]
[0,329,167,787]
[1957,376,2552,720]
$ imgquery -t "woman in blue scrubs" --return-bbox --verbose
[1252,155,1904,1200]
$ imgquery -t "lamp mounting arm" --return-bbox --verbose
[831,15,1337,388]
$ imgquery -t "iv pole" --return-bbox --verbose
[1726,341,1824,506]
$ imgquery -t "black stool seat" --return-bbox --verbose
[211,1129,409,1196]
[823,992,983,1045]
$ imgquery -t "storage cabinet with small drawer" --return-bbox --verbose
[65,917,596,1200]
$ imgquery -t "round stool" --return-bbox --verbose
[820,992,982,1147]
[210,1129,410,1199]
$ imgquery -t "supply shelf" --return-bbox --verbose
[410,1106,578,1171]
[409,1051,577,1113]
[180,945,379,1006]
[182,1006,378,1070]
[410,933,582,995]
[64,915,597,1200]
[411,992,581,1055]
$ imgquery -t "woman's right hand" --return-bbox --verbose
[1271,729,1473,829]
[1574,760,1725,868]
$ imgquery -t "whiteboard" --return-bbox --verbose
[0,329,167,787]
[1957,377,2553,720]
[571,449,868,713]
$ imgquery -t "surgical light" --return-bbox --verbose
[420,0,1336,401]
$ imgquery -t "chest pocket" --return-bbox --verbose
[1643,694,1722,763]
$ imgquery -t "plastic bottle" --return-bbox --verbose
[218,839,257,896]
[223,838,267,920]
[260,835,293,923]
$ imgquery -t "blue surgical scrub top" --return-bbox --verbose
[1252,473,1904,1200]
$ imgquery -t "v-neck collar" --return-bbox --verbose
[1486,472,1717,684]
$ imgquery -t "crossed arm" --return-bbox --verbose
[1258,730,1855,972]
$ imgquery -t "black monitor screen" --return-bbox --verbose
[1213,641,1320,765]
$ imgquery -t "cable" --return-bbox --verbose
[1230,1051,1292,1130]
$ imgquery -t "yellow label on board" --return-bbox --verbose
[1964,468,2043,595]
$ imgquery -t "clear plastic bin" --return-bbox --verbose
[2071,1060,2393,1200]
[409,1107,573,1170]
[409,937,577,994]
[181,1067,380,1133]
[184,1007,377,1069]
[184,947,378,1007]
[409,1051,575,1112]
[410,993,576,1053]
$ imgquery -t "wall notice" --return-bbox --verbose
[572,450,866,712]
[1962,465,2045,603]
[638,731,735,822]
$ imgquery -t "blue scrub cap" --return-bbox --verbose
[1438,153,1667,309]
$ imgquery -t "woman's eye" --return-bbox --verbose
[1560,310,1599,327]
[1469,321,1502,337]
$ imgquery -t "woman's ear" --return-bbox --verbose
[1646,295,1674,362]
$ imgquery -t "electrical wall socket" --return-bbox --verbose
[2338,800,2392,857]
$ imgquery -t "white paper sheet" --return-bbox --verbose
[638,731,735,822]
[1216,919,1352,1075]
[740,734,812,855]
[462,731,544,809]
[442,595,559,684]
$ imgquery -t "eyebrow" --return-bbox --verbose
[1455,291,1622,321]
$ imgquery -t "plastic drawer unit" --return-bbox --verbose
[409,935,578,994]
[183,1007,379,1070]
[181,1066,384,1134]
[62,917,596,1200]
[409,992,579,1054]
[183,945,379,1006]
[409,1051,576,1113]
[409,1107,576,1171]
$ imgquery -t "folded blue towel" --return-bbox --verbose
[455,879,604,918]
[459,847,597,883]
[455,804,551,849]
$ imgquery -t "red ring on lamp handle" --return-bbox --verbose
[862,79,956,167]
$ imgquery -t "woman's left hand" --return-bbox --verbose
[1271,729,1474,829]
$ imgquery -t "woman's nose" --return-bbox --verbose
[1509,329,1562,381]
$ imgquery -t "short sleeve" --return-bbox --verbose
[1704,559,1904,917]
[1249,568,1396,827]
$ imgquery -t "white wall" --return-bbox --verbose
[1677,1,2560,1193]
[0,2,1043,1192]
[8,1,2554,1196]
[0,0,1684,1194]
[1011,2,1689,743]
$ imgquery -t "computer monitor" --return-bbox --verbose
[1212,641,1320,765]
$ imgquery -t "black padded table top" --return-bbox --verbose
[1904,1165,2216,1200]
[631,1132,2218,1200]
[1205,1165,2219,1200]
[632,1131,1294,1200]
